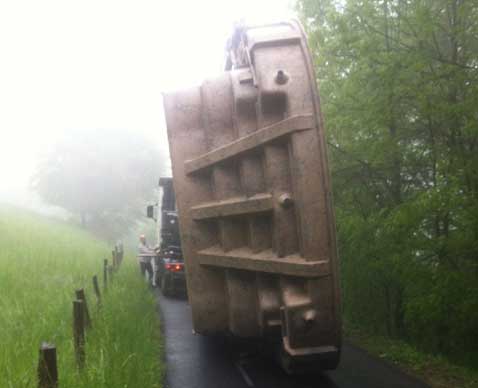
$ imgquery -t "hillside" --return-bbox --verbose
[0,206,162,387]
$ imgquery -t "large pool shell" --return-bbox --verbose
[163,20,341,373]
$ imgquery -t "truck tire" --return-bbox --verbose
[161,275,170,296]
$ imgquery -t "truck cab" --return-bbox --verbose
[147,177,185,295]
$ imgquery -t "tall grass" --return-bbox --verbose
[0,206,162,387]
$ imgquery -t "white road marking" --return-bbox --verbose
[235,361,254,387]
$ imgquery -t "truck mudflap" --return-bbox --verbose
[163,20,341,370]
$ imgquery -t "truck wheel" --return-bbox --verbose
[161,276,170,296]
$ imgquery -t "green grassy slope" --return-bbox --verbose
[0,206,162,388]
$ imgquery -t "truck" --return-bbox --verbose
[147,177,186,295]
[162,20,341,373]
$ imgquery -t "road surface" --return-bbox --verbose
[156,291,429,388]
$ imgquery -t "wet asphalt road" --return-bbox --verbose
[156,291,429,388]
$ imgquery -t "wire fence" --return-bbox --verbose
[37,245,124,388]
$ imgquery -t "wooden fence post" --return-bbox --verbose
[73,300,85,369]
[92,275,101,305]
[38,342,58,388]
[103,259,108,291]
[75,289,91,329]
[107,265,114,280]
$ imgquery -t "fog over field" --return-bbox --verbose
[0,0,293,215]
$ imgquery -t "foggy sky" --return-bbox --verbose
[0,0,293,211]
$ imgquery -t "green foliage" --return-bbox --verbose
[297,0,478,366]
[0,206,162,387]
[348,327,478,388]
[31,129,164,241]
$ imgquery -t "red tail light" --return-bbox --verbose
[165,263,183,272]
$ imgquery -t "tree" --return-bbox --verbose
[297,0,478,362]
[32,129,165,241]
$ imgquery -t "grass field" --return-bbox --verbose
[0,206,163,388]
